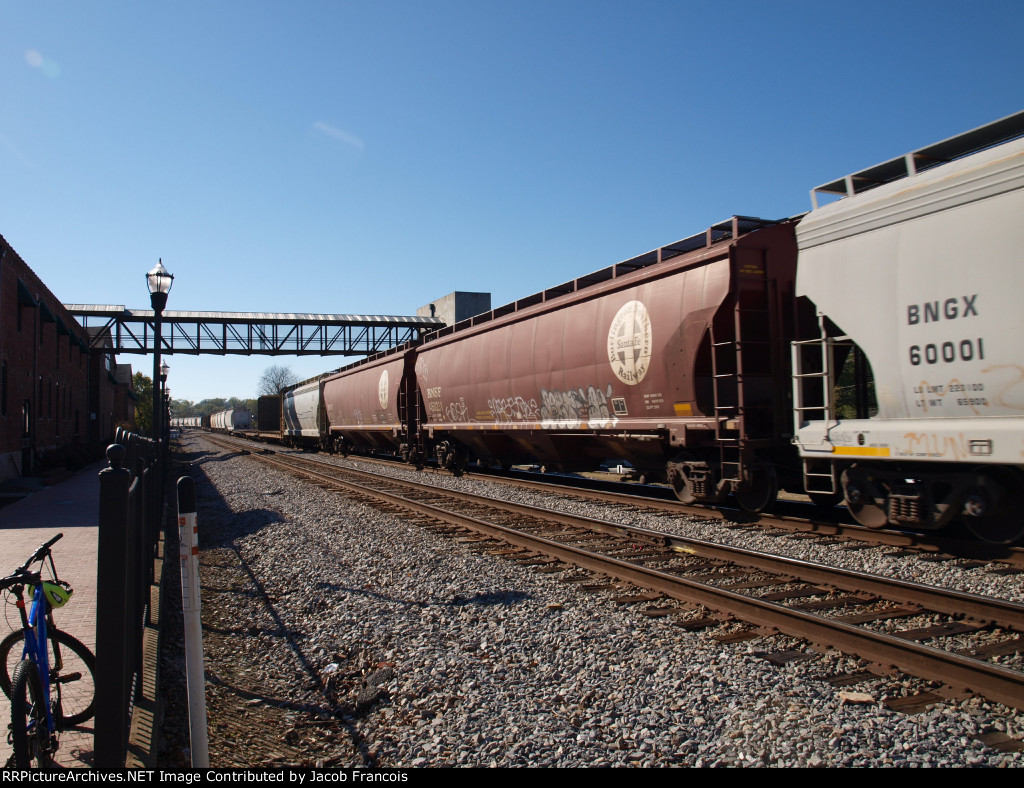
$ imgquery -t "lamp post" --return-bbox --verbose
[160,360,170,443]
[147,260,173,443]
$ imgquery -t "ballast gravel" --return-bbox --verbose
[172,434,1024,768]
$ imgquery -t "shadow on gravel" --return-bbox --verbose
[198,450,253,464]
[163,438,379,768]
[451,590,531,606]
[310,582,534,610]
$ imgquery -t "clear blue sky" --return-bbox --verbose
[2,0,1022,403]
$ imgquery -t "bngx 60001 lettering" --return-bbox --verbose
[281,111,1024,544]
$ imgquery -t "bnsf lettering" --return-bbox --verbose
[907,294,978,325]
[909,338,984,366]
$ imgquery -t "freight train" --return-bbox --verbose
[250,112,1024,544]
[172,409,250,431]
[171,416,205,429]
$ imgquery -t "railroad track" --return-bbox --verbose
[202,434,1024,714]
[206,431,1024,565]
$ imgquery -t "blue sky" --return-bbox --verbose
[2,0,1022,403]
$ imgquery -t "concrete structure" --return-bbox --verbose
[417,292,491,329]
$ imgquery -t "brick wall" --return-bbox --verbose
[0,234,130,481]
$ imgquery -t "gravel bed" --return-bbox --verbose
[310,451,1024,604]
[174,435,1024,767]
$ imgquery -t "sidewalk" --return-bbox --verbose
[0,462,101,768]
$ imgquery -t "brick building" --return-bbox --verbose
[1,234,134,482]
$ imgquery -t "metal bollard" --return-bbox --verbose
[177,476,210,767]
[95,444,131,767]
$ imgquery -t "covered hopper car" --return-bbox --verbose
[282,380,326,449]
[210,408,252,431]
[790,111,1024,543]
[322,353,412,457]
[412,217,802,512]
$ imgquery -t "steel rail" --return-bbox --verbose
[218,441,1024,711]
[469,469,1024,562]
[213,431,1024,564]
[248,445,1024,631]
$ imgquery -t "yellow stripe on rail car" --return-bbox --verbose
[832,446,891,457]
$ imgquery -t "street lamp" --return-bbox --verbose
[147,260,173,443]
[160,360,170,441]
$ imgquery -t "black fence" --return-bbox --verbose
[94,427,166,767]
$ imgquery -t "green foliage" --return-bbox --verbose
[133,372,154,435]
[833,347,877,420]
[168,396,254,417]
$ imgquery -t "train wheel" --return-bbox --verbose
[446,445,468,477]
[964,469,1024,545]
[733,459,778,513]
[670,466,697,504]
[841,466,888,528]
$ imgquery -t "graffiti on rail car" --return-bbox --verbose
[488,395,541,423]
[540,384,618,429]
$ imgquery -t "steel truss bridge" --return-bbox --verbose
[64,305,444,356]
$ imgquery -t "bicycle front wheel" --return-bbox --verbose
[1,628,96,725]
[10,659,52,768]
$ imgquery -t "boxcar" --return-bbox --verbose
[256,395,282,437]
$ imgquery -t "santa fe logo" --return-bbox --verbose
[379,370,389,410]
[607,300,652,385]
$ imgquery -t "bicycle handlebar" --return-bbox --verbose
[10,532,64,576]
[0,533,64,593]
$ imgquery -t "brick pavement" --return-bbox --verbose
[0,462,101,768]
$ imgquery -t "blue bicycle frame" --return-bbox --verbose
[21,581,56,730]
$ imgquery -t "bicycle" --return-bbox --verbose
[1,533,97,768]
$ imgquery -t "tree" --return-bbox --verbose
[133,372,154,435]
[258,365,298,397]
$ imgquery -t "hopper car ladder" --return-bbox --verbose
[398,384,427,465]
[790,329,855,497]
[710,276,776,488]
